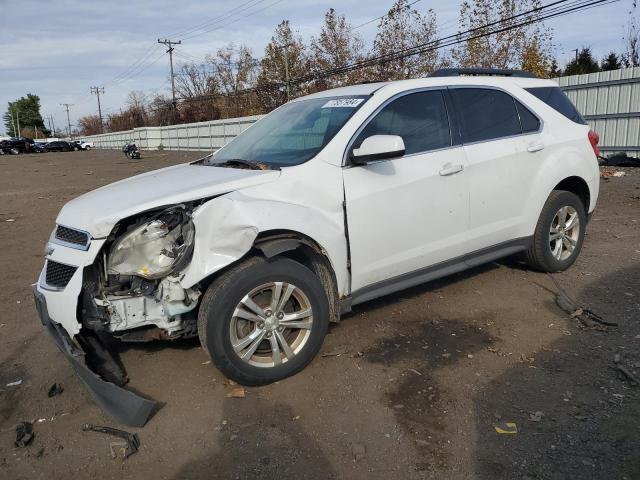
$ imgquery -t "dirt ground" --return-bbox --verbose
[0,149,638,480]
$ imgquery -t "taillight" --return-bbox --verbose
[588,130,600,157]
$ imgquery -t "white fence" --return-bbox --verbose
[83,115,263,152]
[83,67,640,157]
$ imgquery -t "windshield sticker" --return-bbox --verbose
[321,98,364,108]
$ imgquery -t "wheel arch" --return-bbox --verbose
[553,176,591,212]
[252,230,342,323]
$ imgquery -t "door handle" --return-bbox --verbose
[439,163,464,176]
[527,142,545,153]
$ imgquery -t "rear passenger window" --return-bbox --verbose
[515,100,540,133]
[525,87,586,125]
[451,88,521,143]
[356,90,451,155]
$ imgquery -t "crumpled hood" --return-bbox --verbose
[56,163,280,238]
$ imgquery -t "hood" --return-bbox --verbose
[56,163,280,238]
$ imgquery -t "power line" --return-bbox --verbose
[180,0,616,103]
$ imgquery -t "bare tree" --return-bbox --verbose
[622,1,639,67]
[77,114,103,135]
[452,0,553,74]
[310,8,366,87]
[371,0,442,81]
[175,62,216,99]
[210,44,260,117]
[257,20,311,110]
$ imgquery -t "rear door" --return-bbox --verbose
[450,87,543,252]
[343,89,469,292]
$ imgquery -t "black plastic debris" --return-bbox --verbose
[47,383,64,398]
[81,424,140,458]
[15,422,34,447]
[548,274,617,329]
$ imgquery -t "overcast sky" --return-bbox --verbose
[0,0,634,135]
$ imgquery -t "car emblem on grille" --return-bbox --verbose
[45,243,55,256]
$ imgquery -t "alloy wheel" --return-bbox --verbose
[229,282,314,368]
[549,205,580,261]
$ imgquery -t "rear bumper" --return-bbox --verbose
[32,284,156,427]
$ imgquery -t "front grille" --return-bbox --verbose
[45,260,77,288]
[55,225,89,247]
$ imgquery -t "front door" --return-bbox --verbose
[343,89,469,293]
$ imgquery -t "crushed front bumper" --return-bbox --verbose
[32,284,156,427]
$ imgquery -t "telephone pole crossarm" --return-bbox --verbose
[157,38,182,113]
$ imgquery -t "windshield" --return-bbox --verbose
[208,95,368,167]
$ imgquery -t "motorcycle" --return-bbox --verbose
[122,143,141,160]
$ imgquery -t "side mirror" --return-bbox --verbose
[351,135,405,164]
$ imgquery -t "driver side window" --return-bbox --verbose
[355,90,451,155]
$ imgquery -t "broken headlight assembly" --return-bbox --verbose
[107,208,195,279]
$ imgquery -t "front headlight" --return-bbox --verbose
[107,208,195,279]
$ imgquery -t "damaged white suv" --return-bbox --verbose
[33,69,600,426]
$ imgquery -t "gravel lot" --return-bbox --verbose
[1,149,638,479]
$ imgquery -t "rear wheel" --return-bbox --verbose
[526,190,586,272]
[198,257,329,385]
[10,147,20,155]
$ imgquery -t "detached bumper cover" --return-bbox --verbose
[32,285,156,427]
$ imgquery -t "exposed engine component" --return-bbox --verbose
[96,276,200,337]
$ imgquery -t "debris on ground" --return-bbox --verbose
[529,411,544,422]
[81,424,140,459]
[613,354,639,386]
[600,168,627,178]
[548,274,617,329]
[352,443,366,461]
[493,421,518,434]
[321,347,349,357]
[6,379,22,387]
[15,422,34,447]
[47,383,63,397]
[5,218,16,222]
[226,387,246,398]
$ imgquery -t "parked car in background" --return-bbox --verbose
[0,137,34,154]
[33,68,600,427]
[80,140,94,150]
[69,141,85,151]
[43,141,72,152]
[33,142,47,153]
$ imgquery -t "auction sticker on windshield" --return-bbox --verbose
[322,98,364,108]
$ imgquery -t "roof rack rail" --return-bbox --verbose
[429,68,538,78]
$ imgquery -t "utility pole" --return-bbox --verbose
[572,48,579,64]
[48,115,56,137]
[60,103,73,139]
[16,110,21,138]
[9,107,16,137]
[90,86,105,132]
[157,39,182,115]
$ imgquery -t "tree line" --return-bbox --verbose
[6,0,636,138]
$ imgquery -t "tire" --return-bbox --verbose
[198,256,330,386]
[525,190,587,272]
[86,146,92,150]
[10,147,20,155]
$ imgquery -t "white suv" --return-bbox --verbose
[33,69,600,426]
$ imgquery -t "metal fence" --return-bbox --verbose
[83,67,640,157]
[558,66,640,157]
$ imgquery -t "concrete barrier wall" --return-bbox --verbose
[83,67,640,157]
[83,115,263,152]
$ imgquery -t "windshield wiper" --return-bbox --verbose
[213,159,275,170]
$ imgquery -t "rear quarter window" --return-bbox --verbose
[450,88,522,143]
[525,86,586,125]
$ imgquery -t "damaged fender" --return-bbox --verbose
[179,186,349,295]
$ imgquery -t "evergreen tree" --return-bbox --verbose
[3,94,48,137]
[563,47,600,75]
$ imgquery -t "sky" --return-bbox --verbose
[0,0,635,135]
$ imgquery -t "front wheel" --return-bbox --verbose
[526,190,587,272]
[198,257,329,386]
